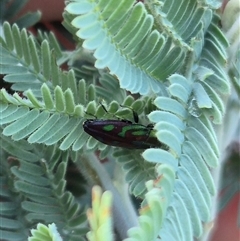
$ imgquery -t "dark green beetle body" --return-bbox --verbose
[83,119,161,149]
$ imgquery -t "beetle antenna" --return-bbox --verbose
[119,105,139,123]
[84,111,97,119]
[99,101,119,119]
[99,101,108,113]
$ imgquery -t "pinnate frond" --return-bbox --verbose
[0,22,78,99]
[0,85,89,151]
[0,139,88,241]
[0,0,41,28]
[143,72,226,239]
[114,149,156,197]
[66,0,206,94]
[124,164,175,241]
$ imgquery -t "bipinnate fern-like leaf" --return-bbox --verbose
[0,83,90,151]
[141,18,230,237]
[66,0,206,95]
[0,22,78,99]
[195,17,230,124]
[113,149,156,198]
[0,85,135,154]
[36,31,63,60]
[64,1,230,239]
[28,223,63,241]
[0,150,28,240]
[124,164,175,241]
[141,74,223,239]
[0,0,41,28]
[0,1,233,241]
[0,22,129,152]
[146,0,208,43]
[0,139,88,241]
[96,73,127,103]
[142,22,230,237]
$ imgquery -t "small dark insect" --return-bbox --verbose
[83,105,162,149]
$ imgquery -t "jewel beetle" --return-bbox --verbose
[83,106,162,149]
